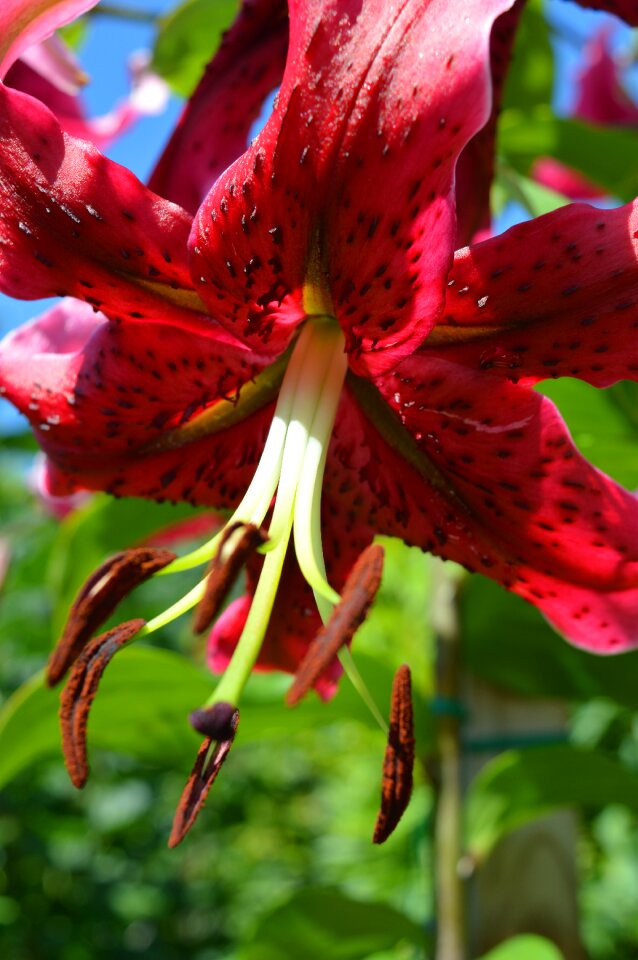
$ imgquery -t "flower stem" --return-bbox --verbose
[432,563,466,960]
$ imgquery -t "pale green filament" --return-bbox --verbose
[158,322,317,576]
[140,316,386,733]
[207,318,348,706]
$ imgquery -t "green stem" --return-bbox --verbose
[432,563,466,960]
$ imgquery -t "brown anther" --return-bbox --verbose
[47,548,175,686]
[59,618,145,788]
[193,523,268,635]
[286,544,384,706]
[189,701,238,740]
[373,664,415,844]
[168,707,240,848]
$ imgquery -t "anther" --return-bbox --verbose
[192,524,268,635]
[60,618,145,788]
[48,548,175,686]
[189,701,238,740]
[373,664,415,844]
[168,707,240,848]
[286,544,384,706]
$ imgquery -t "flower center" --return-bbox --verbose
[140,315,348,706]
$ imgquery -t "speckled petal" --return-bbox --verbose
[149,0,288,214]
[191,0,514,370]
[427,199,638,387]
[0,299,274,505]
[374,354,638,651]
[0,85,215,334]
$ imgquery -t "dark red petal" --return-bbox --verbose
[430,200,638,387]
[0,300,274,506]
[168,708,240,848]
[454,2,524,246]
[570,0,638,26]
[191,0,514,370]
[373,355,638,652]
[48,547,175,685]
[373,664,415,844]
[324,0,514,376]
[149,0,288,213]
[0,85,215,333]
[60,619,144,788]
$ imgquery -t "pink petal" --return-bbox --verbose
[149,0,288,214]
[530,156,605,200]
[371,356,638,652]
[191,0,514,372]
[20,35,87,96]
[427,199,638,387]
[0,298,271,505]
[0,0,97,79]
[574,27,638,126]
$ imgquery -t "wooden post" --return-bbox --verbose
[462,676,587,960]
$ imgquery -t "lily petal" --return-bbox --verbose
[0,85,215,333]
[0,0,98,79]
[454,2,524,246]
[0,299,272,504]
[191,0,514,372]
[149,0,288,213]
[426,199,638,387]
[374,354,638,652]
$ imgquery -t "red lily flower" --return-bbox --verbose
[1,0,638,840]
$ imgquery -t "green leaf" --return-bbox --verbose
[537,378,638,488]
[461,577,638,709]
[152,0,238,96]
[236,887,427,960]
[502,0,553,112]
[606,381,638,435]
[495,165,568,218]
[479,935,563,960]
[499,108,638,202]
[466,744,638,860]
[48,494,202,639]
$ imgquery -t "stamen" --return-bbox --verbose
[60,618,145,788]
[373,664,415,844]
[159,322,317,576]
[192,524,268,635]
[168,706,240,848]
[293,336,347,608]
[286,544,384,706]
[47,548,175,686]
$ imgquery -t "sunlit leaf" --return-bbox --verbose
[499,108,638,201]
[152,0,238,96]
[466,745,638,860]
[478,935,563,960]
